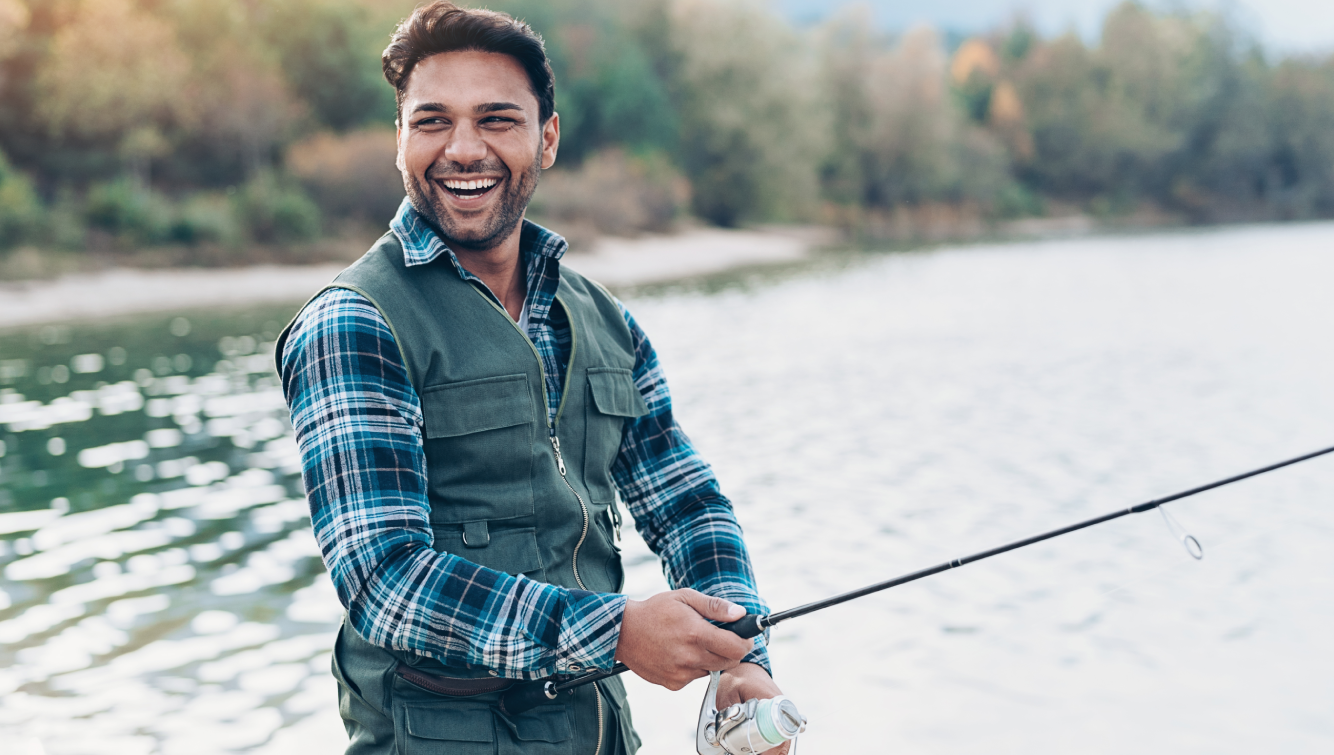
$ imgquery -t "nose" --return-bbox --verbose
[444,120,488,166]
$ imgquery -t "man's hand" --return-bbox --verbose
[614,589,753,690]
[717,662,792,755]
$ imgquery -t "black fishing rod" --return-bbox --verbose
[500,443,1334,715]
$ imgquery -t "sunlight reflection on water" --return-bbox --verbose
[3,222,1334,754]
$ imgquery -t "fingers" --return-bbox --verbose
[698,624,752,664]
[677,588,746,623]
[616,590,758,692]
[675,590,752,663]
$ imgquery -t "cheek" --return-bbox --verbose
[400,135,441,175]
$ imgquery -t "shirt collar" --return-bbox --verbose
[389,197,568,275]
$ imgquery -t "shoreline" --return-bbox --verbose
[5,215,1326,330]
[0,225,833,330]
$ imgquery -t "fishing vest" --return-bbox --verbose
[279,229,646,754]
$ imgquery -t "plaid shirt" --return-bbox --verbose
[280,199,769,679]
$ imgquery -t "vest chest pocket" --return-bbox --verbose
[422,374,537,523]
[583,368,648,504]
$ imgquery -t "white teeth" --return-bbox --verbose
[443,178,499,191]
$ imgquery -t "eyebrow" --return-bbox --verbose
[410,102,525,115]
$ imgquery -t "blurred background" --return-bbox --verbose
[2,1,1333,754]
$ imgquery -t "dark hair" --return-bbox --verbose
[382,2,555,125]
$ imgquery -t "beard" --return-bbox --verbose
[403,147,542,252]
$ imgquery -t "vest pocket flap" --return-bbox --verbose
[430,526,544,577]
[587,368,648,418]
[510,707,572,742]
[422,374,533,438]
[405,706,494,741]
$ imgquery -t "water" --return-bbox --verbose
[3,222,1334,754]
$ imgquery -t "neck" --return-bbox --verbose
[452,222,527,323]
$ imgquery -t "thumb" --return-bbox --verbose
[677,589,746,623]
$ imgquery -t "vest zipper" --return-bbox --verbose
[550,435,591,591]
[594,681,605,755]
[470,284,601,741]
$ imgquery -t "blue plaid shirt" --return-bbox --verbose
[280,200,769,680]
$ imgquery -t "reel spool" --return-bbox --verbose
[697,671,807,755]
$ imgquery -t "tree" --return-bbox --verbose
[666,0,826,225]
[35,0,192,182]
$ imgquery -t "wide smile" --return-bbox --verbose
[434,176,502,207]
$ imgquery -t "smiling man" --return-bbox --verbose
[276,3,788,755]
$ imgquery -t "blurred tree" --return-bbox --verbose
[287,128,404,225]
[0,0,27,60]
[1265,60,1334,217]
[35,0,193,183]
[820,16,1011,213]
[257,0,397,131]
[192,40,306,177]
[488,0,677,165]
[0,147,41,249]
[665,0,825,225]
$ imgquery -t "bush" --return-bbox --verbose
[529,149,690,240]
[84,178,174,244]
[0,150,43,249]
[233,172,322,243]
[170,193,241,245]
[286,128,403,226]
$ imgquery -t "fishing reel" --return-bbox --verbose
[696,670,807,755]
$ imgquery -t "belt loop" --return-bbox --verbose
[463,520,490,547]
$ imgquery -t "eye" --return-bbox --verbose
[481,116,518,128]
[413,116,448,130]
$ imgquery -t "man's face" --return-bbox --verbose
[397,50,559,251]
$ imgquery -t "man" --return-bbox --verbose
[278,4,788,753]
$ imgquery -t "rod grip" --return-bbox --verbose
[498,680,556,716]
[717,613,766,639]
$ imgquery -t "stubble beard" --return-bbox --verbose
[404,147,542,252]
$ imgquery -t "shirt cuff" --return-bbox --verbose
[553,590,628,674]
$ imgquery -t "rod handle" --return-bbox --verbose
[717,613,766,639]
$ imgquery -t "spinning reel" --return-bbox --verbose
[696,670,807,755]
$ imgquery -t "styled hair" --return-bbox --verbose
[382,2,556,124]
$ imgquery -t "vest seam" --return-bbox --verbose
[322,283,417,390]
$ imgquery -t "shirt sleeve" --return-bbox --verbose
[281,288,626,678]
[609,301,773,673]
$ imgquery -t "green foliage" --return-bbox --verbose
[666,0,826,226]
[233,173,323,244]
[84,179,174,244]
[257,0,397,131]
[490,0,678,164]
[171,194,242,246]
[0,150,43,249]
[3,0,1334,262]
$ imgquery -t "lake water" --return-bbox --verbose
[3,222,1333,754]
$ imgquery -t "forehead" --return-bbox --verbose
[403,50,538,113]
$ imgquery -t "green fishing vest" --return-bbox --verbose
[280,229,646,754]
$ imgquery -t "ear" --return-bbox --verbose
[540,112,560,170]
[396,123,406,174]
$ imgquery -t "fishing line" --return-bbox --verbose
[1097,511,1302,601]
[1158,505,1203,559]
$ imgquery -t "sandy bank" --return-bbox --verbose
[0,226,830,329]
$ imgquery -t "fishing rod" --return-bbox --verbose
[500,442,1334,723]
